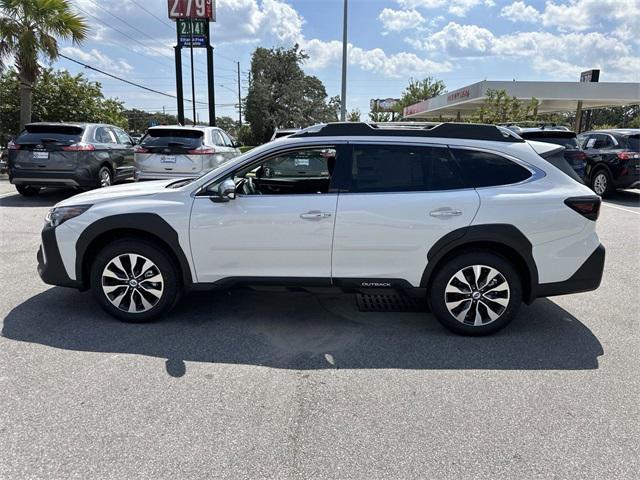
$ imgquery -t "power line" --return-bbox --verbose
[127,0,175,29]
[58,53,207,105]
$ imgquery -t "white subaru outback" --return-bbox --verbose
[38,123,605,335]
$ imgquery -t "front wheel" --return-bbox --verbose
[16,185,41,196]
[90,239,181,322]
[429,252,522,336]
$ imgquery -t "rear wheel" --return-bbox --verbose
[16,185,40,196]
[429,251,522,336]
[591,169,612,197]
[90,239,181,322]
[98,166,113,188]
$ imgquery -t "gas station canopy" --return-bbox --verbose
[403,80,640,119]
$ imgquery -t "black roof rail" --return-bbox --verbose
[289,122,524,142]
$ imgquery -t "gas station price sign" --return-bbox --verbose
[168,0,215,20]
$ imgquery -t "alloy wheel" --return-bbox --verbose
[593,173,607,196]
[101,254,164,313]
[444,265,510,326]
[99,168,112,187]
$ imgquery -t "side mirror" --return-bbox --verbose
[232,140,242,148]
[211,178,236,203]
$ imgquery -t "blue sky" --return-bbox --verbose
[53,0,640,123]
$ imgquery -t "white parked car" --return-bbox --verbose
[134,125,240,181]
[38,122,604,335]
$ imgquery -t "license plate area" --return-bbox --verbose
[161,155,176,163]
[32,151,49,160]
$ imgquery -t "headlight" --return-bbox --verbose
[45,205,92,228]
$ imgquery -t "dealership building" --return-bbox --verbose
[402,80,640,127]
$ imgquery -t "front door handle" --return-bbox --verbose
[300,210,332,220]
[429,208,463,218]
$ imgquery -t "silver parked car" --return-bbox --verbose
[134,125,241,181]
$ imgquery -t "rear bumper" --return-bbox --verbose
[613,170,640,189]
[37,226,82,289]
[9,168,97,188]
[536,243,605,297]
[135,170,200,181]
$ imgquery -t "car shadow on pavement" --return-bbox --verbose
[0,188,78,207]
[605,189,640,209]
[1,287,603,376]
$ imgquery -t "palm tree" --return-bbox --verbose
[0,0,87,129]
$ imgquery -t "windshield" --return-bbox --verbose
[521,134,579,149]
[141,129,204,149]
[17,125,84,144]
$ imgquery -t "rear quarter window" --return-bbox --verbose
[626,135,639,152]
[451,148,532,188]
[141,129,204,149]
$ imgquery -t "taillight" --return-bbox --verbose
[62,142,95,151]
[8,142,20,150]
[573,151,587,160]
[565,196,601,221]
[187,147,216,155]
[617,151,640,161]
[133,146,149,153]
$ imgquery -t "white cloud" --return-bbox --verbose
[60,47,134,75]
[301,39,452,78]
[396,0,486,17]
[499,0,640,33]
[412,22,638,80]
[378,8,425,33]
[500,1,541,23]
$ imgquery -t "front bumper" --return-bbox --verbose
[536,244,605,297]
[37,225,82,289]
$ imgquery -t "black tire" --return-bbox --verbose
[97,165,113,188]
[429,251,522,336]
[90,239,181,322]
[590,169,612,197]
[16,185,40,196]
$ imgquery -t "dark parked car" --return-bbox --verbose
[510,127,587,182]
[7,122,135,196]
[577,129,640,196]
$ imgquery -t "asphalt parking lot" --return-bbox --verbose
[0,179,638,479]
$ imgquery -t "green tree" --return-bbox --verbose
[347,109,361,122]
[396,76,447,117]
[244,45,337,144]
[472,89,539,124]
[369,103,392,122]
[0,0,88,129]
[215,116,238,136]
[122,109,181,134]
[0,68,127,139]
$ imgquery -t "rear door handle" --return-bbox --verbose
[429,208,463,218]
[300,210,332,220]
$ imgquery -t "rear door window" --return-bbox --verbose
[94,126,116,144]
[451,148,532,188]
[140,129,204,150]
[349,144,465,193]
[17,125,84,146]
[212,131,226,147]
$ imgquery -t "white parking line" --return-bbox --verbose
[602,202,640,216]
[0,191,16,199]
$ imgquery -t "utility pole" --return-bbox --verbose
[237,61,242,128]
[206,20,216,126]
[189,17,197,126]
[174,42,184,125]
[340,0,349,122]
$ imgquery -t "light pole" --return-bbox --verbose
[340,0,348,122]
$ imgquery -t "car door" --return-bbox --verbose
[211,130,232,161]
[331,143,480,287]
[92,126,118,168]
[189,144,346,283]
[112,127,135,178]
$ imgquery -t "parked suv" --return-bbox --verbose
[8,122,135,196]
[510,127,587,182]
[577,129,640,196]
[134,125,240,181]
[37,122,604,335]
